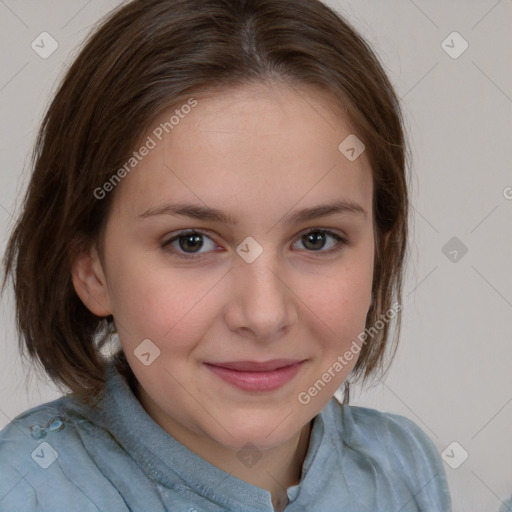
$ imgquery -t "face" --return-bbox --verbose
[76,81,374,454]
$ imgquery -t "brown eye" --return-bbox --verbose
[178,233,204,253]
[302,231,327,250]
[293,229,347,254]
[162,230,218,258]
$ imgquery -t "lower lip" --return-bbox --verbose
[204,362,303,392]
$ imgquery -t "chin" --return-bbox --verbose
[205,408,309,451]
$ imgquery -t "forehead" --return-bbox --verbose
[110,81,373,224]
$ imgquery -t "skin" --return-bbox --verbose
[72,81,375,511]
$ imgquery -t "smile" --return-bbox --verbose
[203,359,305,392]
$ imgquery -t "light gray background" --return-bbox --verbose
[1,1,511,511]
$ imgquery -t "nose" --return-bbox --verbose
[224,248,298,343]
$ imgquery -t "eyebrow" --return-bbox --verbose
[137,199,367,225]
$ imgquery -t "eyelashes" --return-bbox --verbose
[161,228,348,260]
[162,230,218,258]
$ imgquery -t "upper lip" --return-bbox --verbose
[205,359,304,372]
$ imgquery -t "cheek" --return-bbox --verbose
[107,256,220,349]
[314,290,370,352]
[309,255,373,323]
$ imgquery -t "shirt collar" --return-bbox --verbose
[68,362,339,511]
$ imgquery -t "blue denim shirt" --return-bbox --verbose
[0,364,451,511]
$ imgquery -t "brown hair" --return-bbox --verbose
[2,0,408,404]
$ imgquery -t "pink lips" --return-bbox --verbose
[204,359,304,392]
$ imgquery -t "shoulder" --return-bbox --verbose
[0,395,78,452]
[329,401,451,510]
[0,396,72,461]
[501,496,512,512]
[340,403,439,452]
[0,397,127,512]
[0,398,67,510]
[337,403,443,469]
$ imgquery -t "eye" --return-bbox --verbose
[161,228,348,260]
[292,229,347,255]
[161,230,219,259]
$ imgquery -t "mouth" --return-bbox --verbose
[203,359,305,392]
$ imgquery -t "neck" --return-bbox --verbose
[136,383,313,510]
[229,419,312,510]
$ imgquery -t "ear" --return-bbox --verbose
[71,245,112,317]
